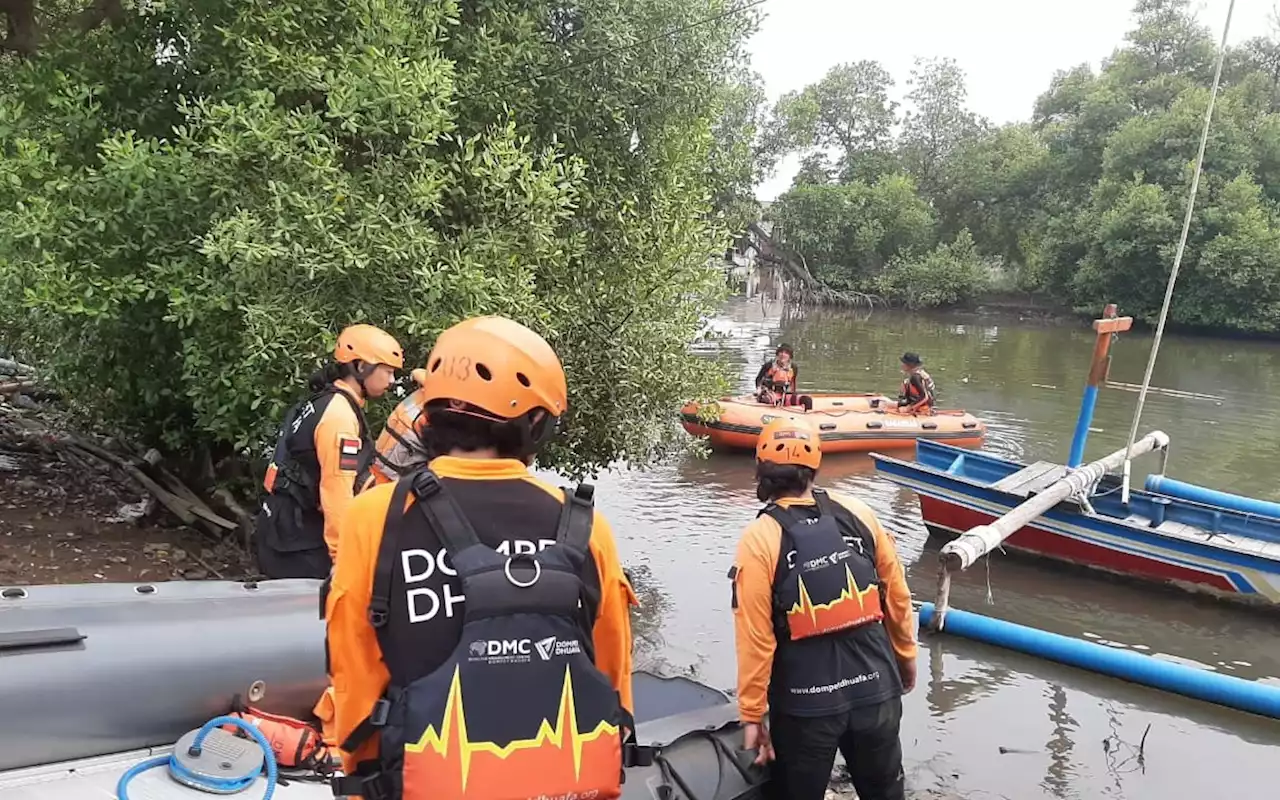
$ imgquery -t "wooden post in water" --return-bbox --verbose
[1066,304,1133,468]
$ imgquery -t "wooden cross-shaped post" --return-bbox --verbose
[1087,303,1133,388]
[1069,303,1133,467]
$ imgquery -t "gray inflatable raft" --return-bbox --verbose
[0,579,766,800]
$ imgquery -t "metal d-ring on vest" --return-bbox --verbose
[504,554,542,588]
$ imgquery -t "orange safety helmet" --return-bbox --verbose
[419,316,567,420]
[756,416,822,471]
[335,324,405,368]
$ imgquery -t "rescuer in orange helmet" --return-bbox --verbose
[256,324,403,579]
[730,416,917,800]
[325,315,640,800]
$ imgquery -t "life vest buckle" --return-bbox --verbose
[408,468,444,499]
[367,601,389,629]
[367,698,391,728]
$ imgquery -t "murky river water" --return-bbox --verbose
[544,298,1280,800]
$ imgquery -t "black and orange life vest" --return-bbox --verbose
[901,368,936,407]
[334,470,646,800]
[763,361,796,389]
[257,387,373,578]
[762,490,900,716]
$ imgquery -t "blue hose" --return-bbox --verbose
[919,603,1280,720]
[116,715,278,800]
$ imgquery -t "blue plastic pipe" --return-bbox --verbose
[1066,385,1099,468]
[918,603,1280,720]
[1145,474,1280,520]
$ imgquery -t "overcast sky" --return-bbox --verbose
[747,0,1274,200]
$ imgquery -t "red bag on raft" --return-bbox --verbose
[221,699,334,771]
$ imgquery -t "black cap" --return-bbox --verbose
[901,352,922,366]
[777,343,794,356]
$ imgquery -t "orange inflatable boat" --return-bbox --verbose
[680,394,986,453]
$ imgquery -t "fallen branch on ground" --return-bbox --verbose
[0,358,37,376]
[213,487,256,552]
[64,436,236,535]
[2,398,248,546]
[0,380,39,396]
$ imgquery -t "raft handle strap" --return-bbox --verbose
[0,626,86,652]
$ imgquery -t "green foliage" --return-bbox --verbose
[877,229,996,310]
[768,175,934,289]
[763,0,1280,334]
[0,0,755,475]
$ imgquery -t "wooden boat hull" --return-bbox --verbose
[871,442,1280,608]
[681,395,986,453]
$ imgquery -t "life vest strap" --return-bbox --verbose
[366,476,415,630]
[330,761,392,800]
[337,684,403,755]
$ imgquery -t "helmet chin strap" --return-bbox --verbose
[352,360,379,397]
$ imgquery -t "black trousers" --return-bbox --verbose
[768,697,906,800]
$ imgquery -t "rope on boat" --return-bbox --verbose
[1118,0,1236,503]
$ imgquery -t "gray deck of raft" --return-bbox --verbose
[0,746,330,800]
[0,671,745,800]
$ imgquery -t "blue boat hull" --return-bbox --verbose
[871,442,1280,608]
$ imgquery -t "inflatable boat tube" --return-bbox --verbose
[629,672,767,799]
[0,579,328,772]
[681,395,986,453]
[1,580,769,800]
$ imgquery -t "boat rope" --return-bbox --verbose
[116,715,279,800]
[1118,0,1235,502]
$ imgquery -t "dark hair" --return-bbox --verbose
[776,344,794,356]
[422,403,553,460]
[755,460,816,503]
[308,361,359,393]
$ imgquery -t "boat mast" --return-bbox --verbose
[1118,0,1236,504]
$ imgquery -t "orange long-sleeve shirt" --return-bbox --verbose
[313,380,367,560]
[325,456,636,774]
[731,491,916,723]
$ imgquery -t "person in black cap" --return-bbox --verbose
[755,344,800,406]
[897,352,935,414]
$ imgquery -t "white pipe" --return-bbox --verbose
[940,431,1170,574]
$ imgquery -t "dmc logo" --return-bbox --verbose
[803,549,850,571]
[535,636,557,661]
[473,639,532,657]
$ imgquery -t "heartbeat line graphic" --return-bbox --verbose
[406,663,620,793]
[789,566,880,631]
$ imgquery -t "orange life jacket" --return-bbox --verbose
[368,388,431,487]
[764,361,796,388]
